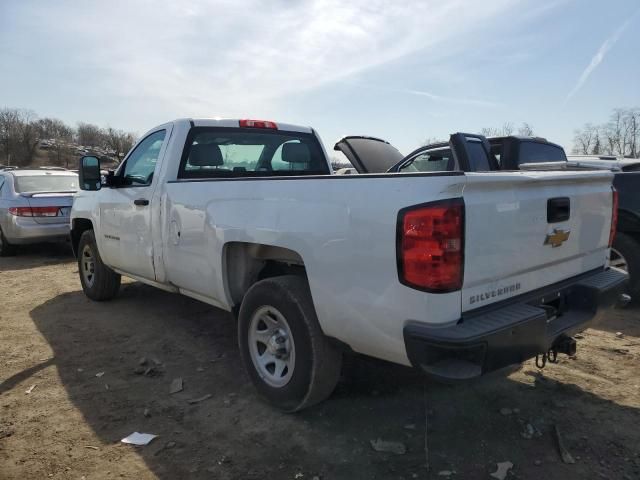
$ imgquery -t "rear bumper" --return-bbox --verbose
[3,216,71,244]
[403,268,628,381]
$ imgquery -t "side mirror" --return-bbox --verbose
[79,156,101,191]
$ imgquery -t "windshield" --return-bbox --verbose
[14,174,78,193]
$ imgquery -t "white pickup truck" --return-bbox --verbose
[71,118,627,411]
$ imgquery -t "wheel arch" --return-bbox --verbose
[223,242,307,309]
[71,218,94,258]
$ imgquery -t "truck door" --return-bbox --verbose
[98,127,170,280]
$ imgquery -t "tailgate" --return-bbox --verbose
[461,170,614,311]
[23,192,74,225]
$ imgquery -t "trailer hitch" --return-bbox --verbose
[535,353,547,369]
[536,335,577,369]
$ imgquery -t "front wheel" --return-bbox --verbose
[238,275,342,412]
[77,230,121,301]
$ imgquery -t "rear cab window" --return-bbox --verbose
[178,128,329,178]
[13,174,78,193]
[517,142,567,166]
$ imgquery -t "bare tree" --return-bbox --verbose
[38,117,74,167]
[104,127,136,160]
[517,122,534,136]
[572,123,598,154]
[592,135,602,155]
[77,122,105,147]
[0,108,21,165]
[577,108,640,157]
[480,127,501,137]
[19,111,42,164]
[1,106,139,167]
[422,136,446,146]
[479,122,524,138]
[0,108,42,166]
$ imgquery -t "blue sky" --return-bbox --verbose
[1,0,639,155]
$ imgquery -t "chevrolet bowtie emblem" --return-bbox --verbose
[544,228,570,248]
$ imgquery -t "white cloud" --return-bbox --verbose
[351,83,502,108]
[20,0,517,117]
[565,10,638,102]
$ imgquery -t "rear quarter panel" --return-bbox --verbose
[162,174,467,366]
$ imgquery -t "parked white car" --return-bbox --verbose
[70,118,626,411]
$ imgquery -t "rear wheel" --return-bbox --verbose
[611,232,640,298]
[78,230,121,301]
[0,227,16,256]
[238,275,342,412]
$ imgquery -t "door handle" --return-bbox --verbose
[547,197,570,223]
[134,198,149,206]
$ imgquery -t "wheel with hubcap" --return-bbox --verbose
[238,275,342,412]
[610,247,628,271]
[77,230,121,301]
[248,305,297,388]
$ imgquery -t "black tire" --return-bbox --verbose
[612,232,640,298]
[0,226,16,257]
[238,275,342,412]
[77,230,121,301]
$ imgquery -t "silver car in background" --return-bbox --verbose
[0,168,78,256]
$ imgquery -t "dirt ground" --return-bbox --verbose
[1,245,639,480]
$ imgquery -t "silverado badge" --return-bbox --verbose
[544,228,570,248]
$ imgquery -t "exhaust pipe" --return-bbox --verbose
[554,335,577,357]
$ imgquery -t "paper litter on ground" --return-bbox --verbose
[120,432,158,446]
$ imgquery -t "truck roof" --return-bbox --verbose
[186,118,314,134]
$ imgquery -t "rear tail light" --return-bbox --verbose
[397,198,465,292]
[9,206,61,217]
[609,188,618,247]
[239,119,278,129]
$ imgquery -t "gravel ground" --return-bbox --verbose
[1,244,639,479]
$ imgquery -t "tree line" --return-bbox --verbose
[443,108,640,160]
[0,107,137,167]
[573,108,639,157]
[422,123,535,146]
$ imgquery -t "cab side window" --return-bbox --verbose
[121,130,166,186]
[400,148,455,172]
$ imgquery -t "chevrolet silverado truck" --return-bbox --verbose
[71,119,627,411]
